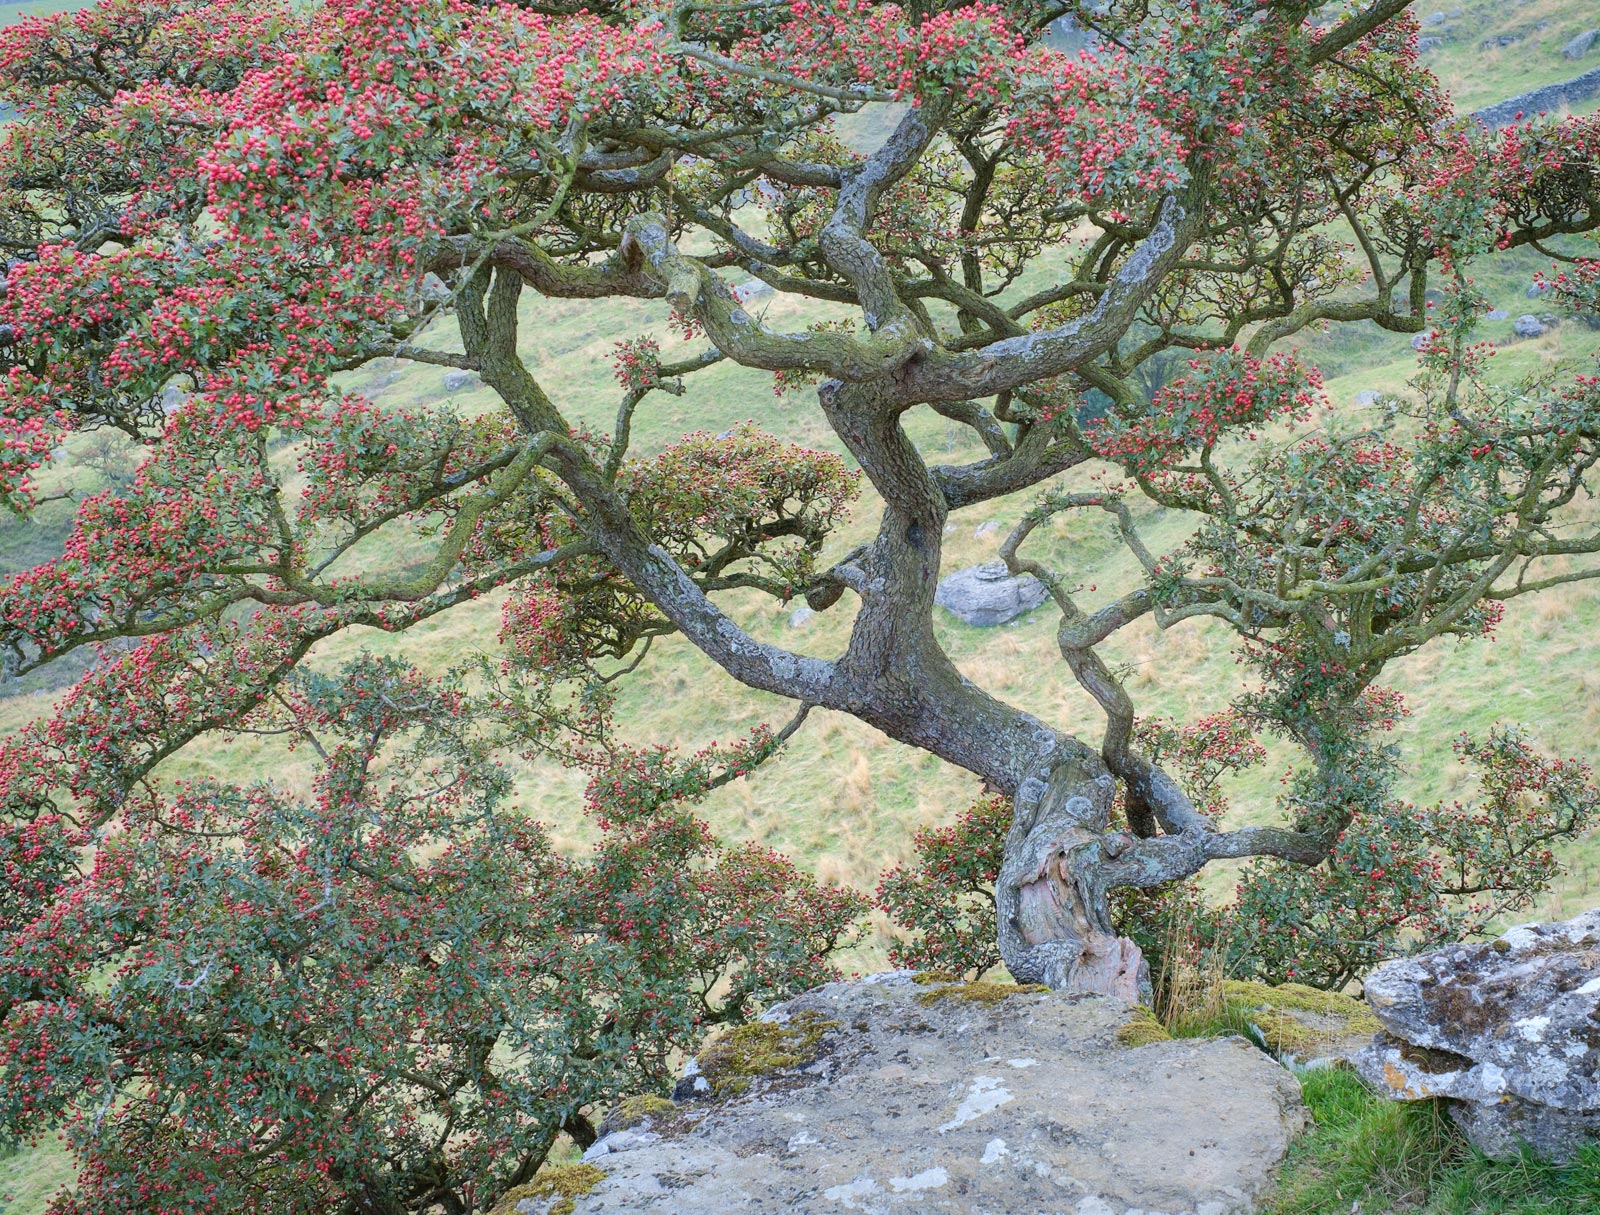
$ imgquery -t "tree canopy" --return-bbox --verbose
[3,0,1600,1209]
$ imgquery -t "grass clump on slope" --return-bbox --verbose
[1265,1068,1600,1215]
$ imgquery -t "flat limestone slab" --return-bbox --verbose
[547,973,1306,1215]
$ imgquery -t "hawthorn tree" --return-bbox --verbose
[3,0,1600,1193]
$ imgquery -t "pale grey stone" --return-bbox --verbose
[442,369,478,391]
[1355,909,1600,1162]
[935,561,1049,626]
[973,520,1002,539]
[1563,30,1599,60]
[564,976,1305,1213]
[1514,314,1546,338]
[788,607,815,629]
[1486,309,1509,321]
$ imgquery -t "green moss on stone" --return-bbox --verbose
[696,1010,840,1098]
[494,1163,605,1215]
[914,980,1050,1006]
[598,1094,676,1137]
[1221,980,1380,1055]
[912,969,959,985]
[1116,1005,1173,1047]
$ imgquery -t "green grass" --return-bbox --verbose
[0,0,83,24]
[1421,0,1600,118]
[0,1138,75,1215]
[1265,1068,1600,1215]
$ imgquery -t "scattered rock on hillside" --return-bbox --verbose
[788,607,815,629]
[1411,332,1432,351]
[935,561,1049,626]
[1355,389,1381,406]
[442,368,479,392]
[972,519,1002,540]
[1354,909,1600,1162]
[1515,314,1547,338]
[1486,309,1509,321]
[1421,11,1446,26]
[1564,29,1599,60]
[534,973,1305,1215]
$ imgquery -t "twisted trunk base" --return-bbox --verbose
[996,754,1151,1003]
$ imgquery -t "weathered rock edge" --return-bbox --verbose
[527,973,1307,1215]
[1354,909,1600,1162]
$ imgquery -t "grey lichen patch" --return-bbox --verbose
[914,980,1050,1007]
[1115,1005,1172,1048]
[597,1094,677,1138]
[696,1010,840,1098]
[493,1163,605,1215]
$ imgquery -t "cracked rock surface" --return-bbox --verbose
[1355,909,1600,1161]
[533,973,1306,1215]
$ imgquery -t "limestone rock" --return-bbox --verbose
[1564,29,1599,60]
[788,607,815,629]
[442,368,479,392]
[1411,332,1432,351]
[1486,309,1509,321]
[1514,314,1546,338]
[1354,910,1600,1162]
[935,561,1049,626]
[562,973,1306,1214]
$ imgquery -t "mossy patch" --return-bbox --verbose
[493,1163,605,1215]
[1221,981,1381,1056]
[914,979,1050,1006]
[696,1010,840,1098]
[597,1094,676,1138]
[912,969,960,985]
[1116,1005,1173,1047]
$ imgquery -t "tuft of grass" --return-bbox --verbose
[1265,1068,1600,1215]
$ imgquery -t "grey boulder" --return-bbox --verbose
[547,973,1306,1215]
[1514,314,1547,338]
[442,368,479,392]
[1564,29,1599,60]
[1354,909,1600,1162]
[936,561,1049,626]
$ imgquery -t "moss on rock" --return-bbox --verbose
[596,1094,676,1138]
[914,979,1050,1006]
[1221,980,1380,1058]
[696,1010,840,1098]
[1116,1005,1173,1047]
[493,1163,605,1215]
